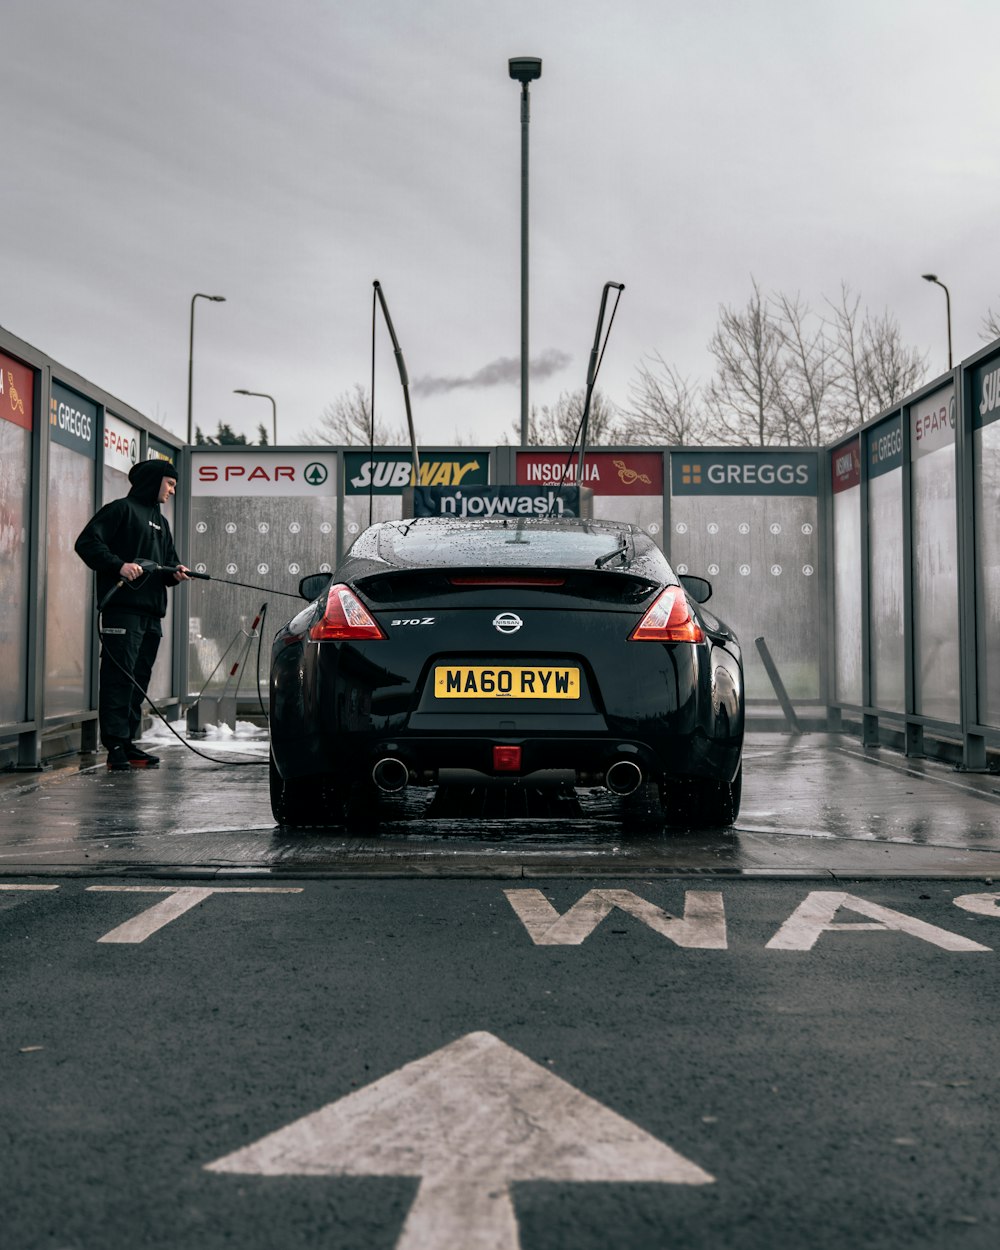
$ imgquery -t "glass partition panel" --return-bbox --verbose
[910,386,959,722]
[972,357,1000,727]
[669,452,821,701]
[866,416,904,712]
[831,439,861,705]
[868,470,905,711]
[0,421,30,723]
[44,442,95,714]
[189,451,338,699]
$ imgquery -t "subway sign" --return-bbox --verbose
[973,356,1000,430]
[671,451,817,496]
[345,451,489,495]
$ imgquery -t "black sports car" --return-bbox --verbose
[269,516,744,828]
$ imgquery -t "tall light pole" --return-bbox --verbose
[233,389,278,445]
[187,293,226,444]
[921,273,953,370]
[509,56,542,446]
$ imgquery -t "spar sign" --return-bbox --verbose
[193,452,338,497]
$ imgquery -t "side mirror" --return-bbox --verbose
[679,574,712,604]
[299,573,334,601]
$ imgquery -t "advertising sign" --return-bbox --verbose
[147,436,178,465]
[0,351,33,431]
[516,451,663,495]
[972,355,1000,430]
[910,385,956,460]
[867,414,903,479]
[831,437,861,493]
[192,452,338,496]
[50,381,98,457]
[671,451,817,495]
[103,412,140,473]
[344,451,489,495]
[410,485,589,519]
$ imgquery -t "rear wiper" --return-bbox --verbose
[595,541,629,569]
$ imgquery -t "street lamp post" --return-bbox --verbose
[921,274,953,370]
[509,56,542,446]
[233,389,278,445]
[187,293,226,444]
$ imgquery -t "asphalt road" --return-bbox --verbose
[2,876,998,1249]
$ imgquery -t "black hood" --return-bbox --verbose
[128,459,177,505]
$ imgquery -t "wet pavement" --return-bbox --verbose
[3,730,1000,879]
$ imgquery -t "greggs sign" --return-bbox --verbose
[671,451,817,495]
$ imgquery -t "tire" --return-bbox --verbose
[663,764,742,829]
[620,781,666,832]
[269,751,345,828]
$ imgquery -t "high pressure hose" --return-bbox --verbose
[95,561,281,767]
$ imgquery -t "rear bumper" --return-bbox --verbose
[271,727,742,789]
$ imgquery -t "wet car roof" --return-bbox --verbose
[345,517,672,579]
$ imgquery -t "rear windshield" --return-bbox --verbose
[372,518,667,573]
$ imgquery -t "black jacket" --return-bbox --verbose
[75,482,181,618]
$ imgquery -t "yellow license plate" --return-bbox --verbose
[434,665,580,699]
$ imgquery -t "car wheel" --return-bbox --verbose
[620,781,665,832]
[663,764,742,829]
[270,751,344,828]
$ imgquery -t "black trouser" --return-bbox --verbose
[98,612,163,748]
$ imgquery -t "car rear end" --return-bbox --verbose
[270,519,743,808]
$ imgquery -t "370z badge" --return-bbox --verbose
[390,617,435,626]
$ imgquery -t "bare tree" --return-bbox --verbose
[772,292,835,445]
[981,304,1000,343]
[862,310,927,414]
[704,278,787,446]
[627,353,707,444]
[301,384,406,445]
[827,285,926,426]
[507,388,622,446]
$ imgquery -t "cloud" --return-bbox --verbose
[411,349,571,396]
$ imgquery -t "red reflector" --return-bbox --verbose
[493,745,522,771]
[309,584,386,641]
[449,577,565,587]
[629,586,705,643]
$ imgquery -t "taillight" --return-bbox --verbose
[309,584,386,641]
[628,586,705,643]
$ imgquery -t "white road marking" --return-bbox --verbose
[765,891,992,952]
[504,888,727,947]
[87,885,303,943]
[206,1030,713,1250]
[0,883,59,912]
[953,892,1000,917]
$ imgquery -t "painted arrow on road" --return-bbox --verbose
[206,1030,713,1249]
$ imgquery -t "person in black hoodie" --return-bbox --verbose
[75,459,190,770]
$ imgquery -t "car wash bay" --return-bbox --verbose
[2,734,1000,1249]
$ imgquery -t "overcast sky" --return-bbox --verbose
[3,0,998,448]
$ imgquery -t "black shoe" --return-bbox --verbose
[106,744,131,771]
[126,744,160,768]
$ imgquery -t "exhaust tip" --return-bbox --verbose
[372,757,409,793]
[605,759,643,796]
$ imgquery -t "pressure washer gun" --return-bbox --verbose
[96,559,209,612]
